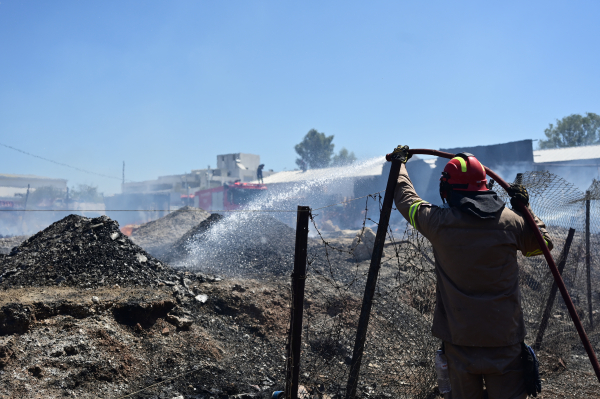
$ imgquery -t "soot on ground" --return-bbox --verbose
[166,213,298,277]
[0,215,178,288]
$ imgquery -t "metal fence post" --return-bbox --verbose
[586,192,593,330]
[533,228,576,350]
[285,205,310,399]
[345,160,402,399]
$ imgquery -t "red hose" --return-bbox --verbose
[388,148,600,383]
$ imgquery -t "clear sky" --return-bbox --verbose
[1,0,599,194]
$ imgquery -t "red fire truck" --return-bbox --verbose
[190,182,267,211]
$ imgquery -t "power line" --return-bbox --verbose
[0,142,123,181]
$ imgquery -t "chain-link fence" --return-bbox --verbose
[290,171,600,398]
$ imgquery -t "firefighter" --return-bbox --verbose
[257,164,265,184]
[391,145,551,399]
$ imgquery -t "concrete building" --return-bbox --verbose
[533,144,600,191]
[106,153,274,225]
[120,153,274,204]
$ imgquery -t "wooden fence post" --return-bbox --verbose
[586,192,593,330]
[285,206,310,399]
[345,160,402,399]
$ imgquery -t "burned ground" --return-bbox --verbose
[0,213,598,398]
[0,215,177,289]
[130,207,212,258]
[166,213,298,278]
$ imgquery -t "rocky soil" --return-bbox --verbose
[130,207,211,258]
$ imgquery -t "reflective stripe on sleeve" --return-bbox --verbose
[409,200,426,228]
[525,238,550,257]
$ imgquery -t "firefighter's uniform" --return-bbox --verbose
[394,163,552,399]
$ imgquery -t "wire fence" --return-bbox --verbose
[286,172,600,398]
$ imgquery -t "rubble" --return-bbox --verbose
[0,214,178,288]
[165,213,298,277]
[162,213,225,264]
[130,206,211,257]
[351,227,376,261]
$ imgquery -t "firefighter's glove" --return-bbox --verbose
[390,145,412,163]
[521,343,542,397]
[507,184,529,209]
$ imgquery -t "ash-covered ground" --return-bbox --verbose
[130,207,212,259]
[0,210,598,398]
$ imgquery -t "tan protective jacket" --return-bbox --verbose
[394,164,553,347]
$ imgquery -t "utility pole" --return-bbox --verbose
[22,184,30,235]
[122,161,125,187]
[23,184,30,210]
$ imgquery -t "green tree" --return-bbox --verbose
[294,129,335,169]
[539,112,600,149]
[70,184,103,203]
[332,147,357,166]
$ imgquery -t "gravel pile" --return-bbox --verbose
[0,215,178,288]
[162,213,225,263]
[166,213,297,277]
[0,235,29,255]
[130,206,211,257]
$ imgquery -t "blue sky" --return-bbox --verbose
[1,1,599,194]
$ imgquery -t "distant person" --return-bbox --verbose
[257,164,265,184]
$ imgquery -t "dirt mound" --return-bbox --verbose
[0,215,178,288]
[166,213,297,277]
[130,206,211,257]
[162,213,225,263]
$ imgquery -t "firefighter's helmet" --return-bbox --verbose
[439,153,488,202]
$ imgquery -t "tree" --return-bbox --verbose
[28,186,65,206]
[294,129,335,169]
[332,147,357,166]
[70,184,103,203]
[539,112,600,149]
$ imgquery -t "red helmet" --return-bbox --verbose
[439,153,488,202]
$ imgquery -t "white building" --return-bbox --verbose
[533,144,600,190]
[120,153,273,204]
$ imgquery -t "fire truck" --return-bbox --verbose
[191,181,267,211]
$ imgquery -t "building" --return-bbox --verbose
[0,174,68,209]
[120,153,274,204]
[106,153,273,225]
[533,144,600,191]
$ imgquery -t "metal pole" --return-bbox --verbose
[586,192,593,330]
[406,148,600,384]
[285,206,310,399]
[533,228,576,351]
[345,160,402,399]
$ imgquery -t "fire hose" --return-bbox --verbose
[403,149,600,383]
